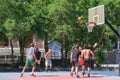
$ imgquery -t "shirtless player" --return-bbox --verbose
[81,46,94,77]
[44,49,52,72]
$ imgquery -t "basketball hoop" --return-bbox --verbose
[86,22,96,32]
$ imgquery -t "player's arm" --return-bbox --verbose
[25,49,28,58]
[79,51,81,57]
[80,50,84,58]
[44,52,48,60]
[25,53,28,58]
[32,50,37,62]
[90,50,94,59]
[70,52,73,63]
[39,52,41,61]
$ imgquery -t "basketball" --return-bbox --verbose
[78,16,82,21]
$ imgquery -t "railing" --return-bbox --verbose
[101,64,119,72]
[0,48,20,64]
[0,47,63,64]
[0,48,45,64]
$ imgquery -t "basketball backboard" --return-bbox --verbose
[88,5,105,25]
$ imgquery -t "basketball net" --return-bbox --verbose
[86,22,96,32]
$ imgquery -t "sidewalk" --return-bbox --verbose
[0,69,120,80]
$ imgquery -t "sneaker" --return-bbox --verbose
[76,75,80,78]
[20,73,23,77]
[70,73,73,77]
[30,74,36,77]
[88,74,90,77]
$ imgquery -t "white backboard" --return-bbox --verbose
[88,5,105,25]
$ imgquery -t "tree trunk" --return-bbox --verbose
[65,37,69,59]
[44,35,48,53]
[63,36,69,67]
[61,35,65,67]
[61,34,65,59]
[19,39,25,65]
[10,39,14,66]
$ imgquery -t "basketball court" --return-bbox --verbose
[0,70,120,80]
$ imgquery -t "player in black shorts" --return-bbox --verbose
[81,46,94,77]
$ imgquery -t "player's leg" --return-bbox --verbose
[82,65,85,76]
[70,61,75,77]
[82,59,87,76]
[87,67,91,77]
[45,60,49,72]
[20,59,29,77]
[87,60,91,77]
[20,66,27,77]
[31,59,36,76]
[49,60,52,70]
[75,61,80,78]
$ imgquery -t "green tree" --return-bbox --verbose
[95,48,105,68]
[2,0,36,65]
[4,19,16,66]
[31,0,54,52]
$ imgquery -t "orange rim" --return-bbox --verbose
[86,22,97,26]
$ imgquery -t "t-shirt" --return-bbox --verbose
[71,49,81,62]
[26,47,36,59]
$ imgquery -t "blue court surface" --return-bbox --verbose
[90,70,119,76]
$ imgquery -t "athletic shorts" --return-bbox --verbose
[25,59,35,67]
[71,61,79,67]
[84,58,91,67]
[45,59,52,67]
